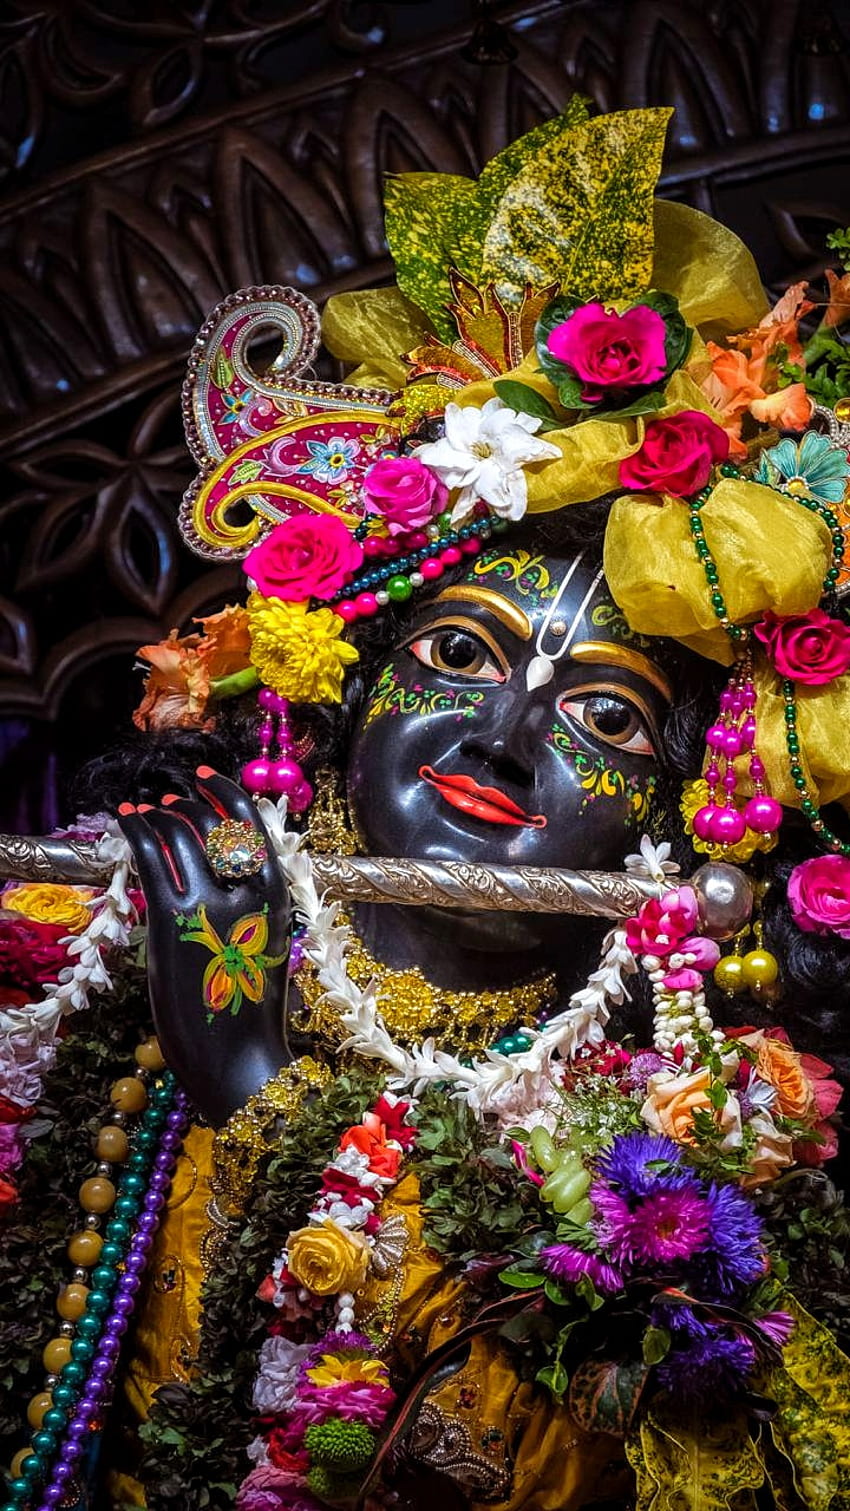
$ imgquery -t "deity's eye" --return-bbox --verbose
[557,690,656,757]
[405,625,508,682]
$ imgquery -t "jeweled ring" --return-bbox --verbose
[205,819,267,880]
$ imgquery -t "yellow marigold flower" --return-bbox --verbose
[2,883,94,933]
[680,779,777,864]
[247,594,359,704]
[307,1354,389,1389]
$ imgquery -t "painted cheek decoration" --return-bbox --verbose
[419,765,547,828]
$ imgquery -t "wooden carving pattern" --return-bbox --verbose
[1,0,849,828]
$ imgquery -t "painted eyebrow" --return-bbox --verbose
[568,640,673,702]
[433,586,533,641]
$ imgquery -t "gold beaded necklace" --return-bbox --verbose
[294,912,558,1058]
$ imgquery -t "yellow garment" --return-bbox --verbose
[118,1149,629,1510]
[603,478,832,664]
[753,662,850,813]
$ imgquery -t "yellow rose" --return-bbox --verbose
[286,1219,370,1296]
[2,884,94,933]
[642,1066,743,1151]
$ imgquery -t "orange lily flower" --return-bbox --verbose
[133,605,252,733]
[702,283,814,457]
[823,268,850,329]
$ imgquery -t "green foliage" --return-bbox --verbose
[384,103,671,339]
[414,1090,535,1259]
[826,227,850,267]
[0,960,150,1461]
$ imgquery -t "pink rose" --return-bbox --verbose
[362,456,446,536]
[625,886,700,957]
[618,410,729,496]
[546,302,668,402]
[788,854,850,940]
[244,515,363,602]
[754,609,850,686]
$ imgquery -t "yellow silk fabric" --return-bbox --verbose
[603,479,832,664]
[753,663,850,812]
[321,285,429,390]
[650,200,768,336]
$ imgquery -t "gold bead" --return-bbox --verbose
[741,947,780,991]
[79,1176,116,1214]
[96,1124,129,1161]
[110,1076,148,1114]
[67,1229,103,1267]
[713,954,747,995]
[134,1035,166,1072]
[42,1336,72,1373]
[57,1282,89,1321]
[27,1391,53,1429]
[834,396,850,423]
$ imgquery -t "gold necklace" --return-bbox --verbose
[294,912,557,1058]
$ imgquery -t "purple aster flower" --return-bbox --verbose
[540,1243,623,1294]
[684,1183,766,1300]
[624,1188,711,1265]
[656,1310,757,1405]
[596,1132,696,1200]
[754,1310,794,1349]
[591,1178,711,1269]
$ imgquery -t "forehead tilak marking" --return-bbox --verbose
[525,553,606,690]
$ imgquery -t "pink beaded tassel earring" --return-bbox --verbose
[241,689,314,813]
[692,650,782,849]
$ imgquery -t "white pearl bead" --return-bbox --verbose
[376,590,389,606]
[409,572,424,587]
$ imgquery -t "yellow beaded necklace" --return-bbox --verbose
[294,912,557,1058]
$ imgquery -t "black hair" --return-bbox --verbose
[72,498,850,1081]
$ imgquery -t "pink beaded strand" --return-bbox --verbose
[241,690,313,813]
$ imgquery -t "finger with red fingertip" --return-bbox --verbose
[118,803,136,816]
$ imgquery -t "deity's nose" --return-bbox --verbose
[459,682,549,788]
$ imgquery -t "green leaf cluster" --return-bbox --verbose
[384,102,672,341]
[414,1092,535,1260]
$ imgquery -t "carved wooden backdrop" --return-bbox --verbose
[1,0,849,831]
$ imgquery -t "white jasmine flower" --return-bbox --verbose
[415,397,560,523]
[624,835,680,885]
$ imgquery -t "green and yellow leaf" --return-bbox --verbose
[384,172,481,341]
[626,1399,764,1511]
[763,1293,850,1511]
[480,107,673,307]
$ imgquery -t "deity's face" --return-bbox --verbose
[346,537,673,956]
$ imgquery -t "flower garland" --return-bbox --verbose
[0,825,138,1209]
[258,795,643,1121]
[236,1094,418,1509]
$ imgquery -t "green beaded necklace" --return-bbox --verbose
[686,459,849,856]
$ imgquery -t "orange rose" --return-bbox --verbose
[754,1036,814,1120]
[339,1113,402,1180]
[641,1066,743,1150]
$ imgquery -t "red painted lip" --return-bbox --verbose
[419,766,547,829]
